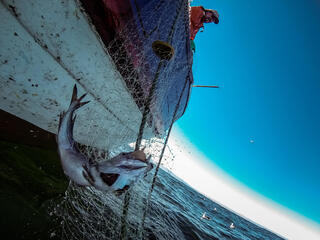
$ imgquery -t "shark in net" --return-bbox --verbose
[57,85,153,194]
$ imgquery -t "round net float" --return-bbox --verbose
[152,40,174,60]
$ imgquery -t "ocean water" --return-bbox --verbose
[139,168,285,240]
[55,167,285,240]
[0,111,284,239]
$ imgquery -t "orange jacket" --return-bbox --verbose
[190,6,206,40]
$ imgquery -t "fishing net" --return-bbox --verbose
[49,0,193,239]
[51,140,182,240]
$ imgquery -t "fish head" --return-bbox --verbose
[98,150,153,191]
[111,150,153,176]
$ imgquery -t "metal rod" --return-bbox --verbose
[192,85,219,88]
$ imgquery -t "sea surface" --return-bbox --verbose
[137,168,285,240]
[55,167,285,240]
[0,111,285,239]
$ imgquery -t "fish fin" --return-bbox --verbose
[78,93,87,102]
[77,100,90,109]
[71,84,78,105]
[71,85,90,109]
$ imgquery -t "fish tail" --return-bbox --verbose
[71,84,90,110]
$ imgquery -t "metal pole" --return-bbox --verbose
[192,85,219,88]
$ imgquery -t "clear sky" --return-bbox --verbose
[177,0,320,225]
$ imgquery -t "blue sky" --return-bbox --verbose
[177,0,320,223]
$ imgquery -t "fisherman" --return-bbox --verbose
[190,6,219,52]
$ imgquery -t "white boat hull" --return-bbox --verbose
[0,0,151,149]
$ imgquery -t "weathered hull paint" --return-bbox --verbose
[0,0,152,149]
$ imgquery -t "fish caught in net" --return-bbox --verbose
[47,0,193,239]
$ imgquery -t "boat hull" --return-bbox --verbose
[0,0,151,149]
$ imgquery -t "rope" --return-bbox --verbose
[140,72,191,239]
[119,189,132,240]
[120,60,164,240]
[134,60,165,151]
[135,0,184,152]
[120,1,187,239]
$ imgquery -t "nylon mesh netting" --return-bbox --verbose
[49,0,193,239]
